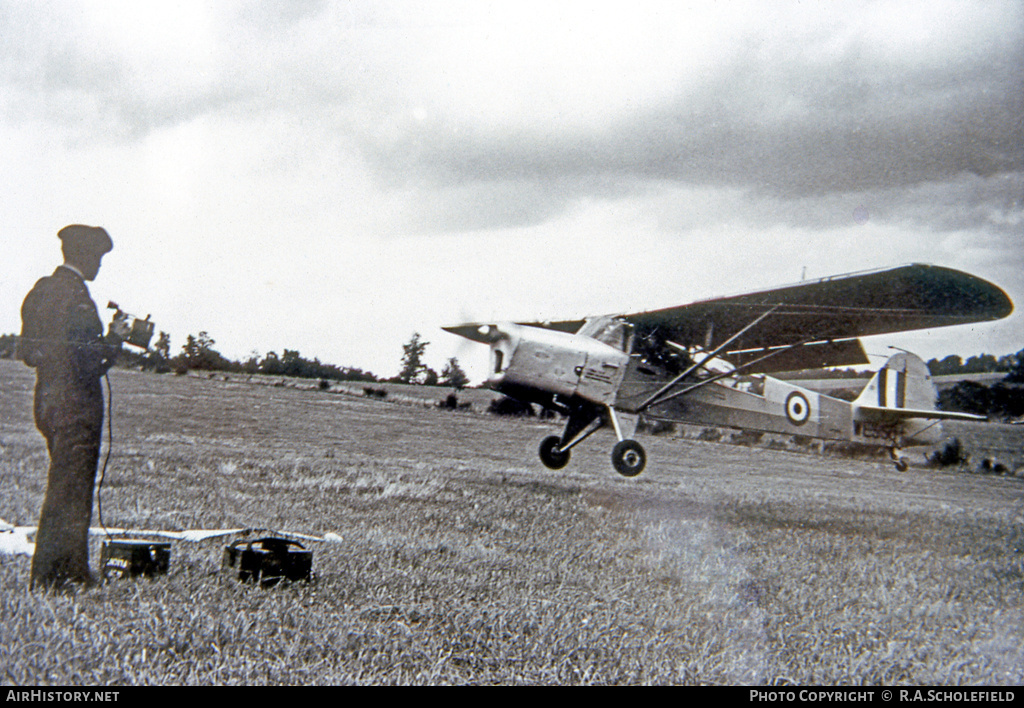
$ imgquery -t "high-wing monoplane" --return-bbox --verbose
[444,264,1012,476]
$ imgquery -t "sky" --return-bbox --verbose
[2,0,1021,382]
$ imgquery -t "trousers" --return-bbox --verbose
[30,383,104,588]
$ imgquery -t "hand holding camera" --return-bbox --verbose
[107,302,155,349]
[108,309,131,342]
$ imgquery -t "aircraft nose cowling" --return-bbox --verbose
[442,321,522,389]
[482,323,520,387]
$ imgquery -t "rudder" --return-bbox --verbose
[854,351,937,411]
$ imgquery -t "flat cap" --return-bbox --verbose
[58,224,113,254]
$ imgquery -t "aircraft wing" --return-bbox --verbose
[91,527,327,542]
[540,264,1012,371]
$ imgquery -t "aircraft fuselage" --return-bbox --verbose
[483,321,946,454]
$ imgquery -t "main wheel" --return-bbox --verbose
[611,439,646,477]
[894,458,909,472]
[539,435,570,470]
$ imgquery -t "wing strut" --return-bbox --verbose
[637,306,778,412]
[641,341,810,409]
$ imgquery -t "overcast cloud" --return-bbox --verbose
[2,0,1021,380]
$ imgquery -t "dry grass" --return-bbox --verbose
[1,361,1021,685]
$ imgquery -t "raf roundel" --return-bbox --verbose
[785,391,811,426]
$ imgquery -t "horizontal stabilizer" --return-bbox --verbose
[855,405,986,423]
[853,350,985,423]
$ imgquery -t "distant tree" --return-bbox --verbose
[1004,349,1024,384]
[143,331,378,381]
[0,333,18,359]
[184,332,210,360]
[928,352,1014,377]
[928,355,964,376]
[175,331,228,371]
[260,350,282,375]
[440,357,470,389]
[242,351,260,374]
[990,383,1024,419]
[938,381,992,416]
[143,331,172,372]
[963,354,999,374]
[153,331,171,360]
[281,349,304,377]
[939,380,1024,420]
[255,349,378,382]
[397,332,430,384]
[338,366,378,383]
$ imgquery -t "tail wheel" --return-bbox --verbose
[889,446,908,472]
[539,435,571,470]
[611,439,646,477]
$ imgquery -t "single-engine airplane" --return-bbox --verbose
[444,264,1012,476]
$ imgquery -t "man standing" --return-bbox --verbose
[18,225,123,589]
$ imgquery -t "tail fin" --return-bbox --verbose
[854,351,937,411]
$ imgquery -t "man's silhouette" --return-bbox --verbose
[19,225,123,589]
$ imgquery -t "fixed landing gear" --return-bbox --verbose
[539,435,570,470]
[536,403,648,477]
[889,447,909,472]
[611,439,646,477]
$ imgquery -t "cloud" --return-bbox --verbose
[343,1,1023,232]
[2,0,1020,375]
[364,35,1020,180]
[7,1,1019,202]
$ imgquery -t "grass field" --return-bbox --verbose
[1,360,1022,685]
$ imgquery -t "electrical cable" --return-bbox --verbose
[96,371,114,540]
[19,330,135,542]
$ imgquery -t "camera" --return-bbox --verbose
[107,302,155,349]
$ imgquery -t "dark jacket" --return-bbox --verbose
[19,266,119,430]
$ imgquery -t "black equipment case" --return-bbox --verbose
[100,539,172,579]
[222,537,312,587]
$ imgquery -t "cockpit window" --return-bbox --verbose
[733,375,765,396]
[579,317,634,353]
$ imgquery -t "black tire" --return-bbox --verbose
[539,435,570,470]
[894,458,909,472]
[611,439,646,477]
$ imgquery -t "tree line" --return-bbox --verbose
[394,332,469,388]
[161,330,382,383]
[926,351,1024,377]
[0,330,377,383]
[0,329,473,388]
[1,332,1017,401]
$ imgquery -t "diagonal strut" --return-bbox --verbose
[637,306,779,412]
